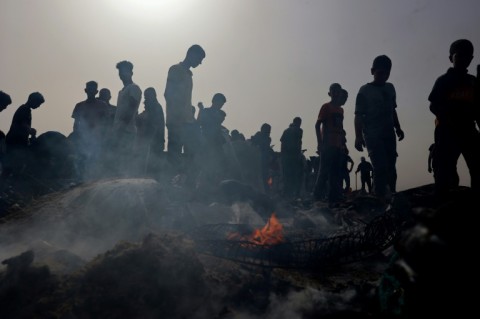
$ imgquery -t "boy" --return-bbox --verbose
[428,39,480,195]
[197,93,228,185]
[5,92,45,176]
[354,55,404,201]
[314,84,347,205]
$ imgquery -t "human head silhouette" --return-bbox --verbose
[371,55,392,84]
[98,88,111,102]
[185,44,206,68]
[449,39,474,70]
[0,91,12,112]
[27,92,45,109]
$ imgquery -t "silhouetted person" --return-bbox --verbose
[314,85,347,205]
[197,93,228,185]
[135,87,165,174]
[197,93,227,142]
[4,92,45,177]
[427,143,435,174]
[341,147,354,193]
[280,117,303,199]
[355,156,373,193]
[354,55,404,201]
[0,91,12,113]
[98,88,116,131]
[428,39,480,196]
[426,142,459,189]
[164,44,206,174]
[71,81,108,180]
[250,123,275,194]
[230,129,245,142]
[223,129,253,184]
[110,60,142,176]
[0,91,12,175]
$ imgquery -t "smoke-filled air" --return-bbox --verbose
[0,0,479,318]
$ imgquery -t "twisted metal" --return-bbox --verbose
[192,210,402,269]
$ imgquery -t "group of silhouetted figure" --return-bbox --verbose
[1,39,479,204]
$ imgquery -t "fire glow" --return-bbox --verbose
[228,213,284,245]
[267,177,273,188]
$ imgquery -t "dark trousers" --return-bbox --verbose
[433,126,480,195]
[281,153,303,198]
[167,123,202,185]
[365,131,397,197]
[314,147,342,203]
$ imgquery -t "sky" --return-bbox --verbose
[1,0,479,192]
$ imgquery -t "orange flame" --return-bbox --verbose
[267,177,273,187]
[228,213,284,245]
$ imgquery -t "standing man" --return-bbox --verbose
[164,44,206,176]
[250,123,275,194]
[71,81,108,180]
[354,55,404,201]
[355,156,373,193]
[0,91,12,175]
[135,87,165,174]
[4,92,45,177]
[280,117,303,199]
[97,88,117,132]
[111,60,142,176]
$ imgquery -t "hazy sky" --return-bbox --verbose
[1,0,479,191]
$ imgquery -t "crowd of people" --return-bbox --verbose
[0,39,479,207]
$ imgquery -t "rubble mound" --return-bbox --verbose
[0,232,217,319]
[0,178,174,260]
[61,232,213,318]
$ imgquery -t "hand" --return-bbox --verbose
[428,167,432,173]
[30,128,37,136]
[396,128,404,141]
[355,136,365,152]
[197,102,204,110]
[316,145,323,155]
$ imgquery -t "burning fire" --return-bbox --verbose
[267,177,273,187]
[228,213,284,245]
